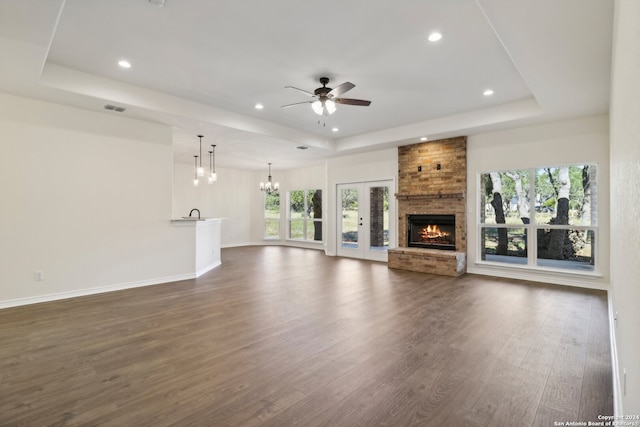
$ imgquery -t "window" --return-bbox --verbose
[264,191,280,239]
[288,189,322,242]
[479,165,597,272]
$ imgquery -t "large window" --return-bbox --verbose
[288,189,322,242]
[479,165,597,272]
[264,191,280,239]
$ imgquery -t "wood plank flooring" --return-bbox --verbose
[0,246,613,426]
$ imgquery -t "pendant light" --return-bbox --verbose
[260,163,279,193]
[196,135,204,177]
[193,155,199,187]
[208,144,217,184]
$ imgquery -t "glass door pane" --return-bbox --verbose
[369,186,389,251]
[341,187,359,248]
[336,180,395,261]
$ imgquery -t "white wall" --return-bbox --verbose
[0,92,195,307]
[246,164,327,248]
[609,0,640,415]
[173,162,329,248]
[202,151,397,253]
[466,115,610,289]
[172,163,254,246]
[326,149,398,255]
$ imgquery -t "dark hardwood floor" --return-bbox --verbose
[0,246,613,426]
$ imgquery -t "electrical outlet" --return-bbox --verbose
[35,271,44,281]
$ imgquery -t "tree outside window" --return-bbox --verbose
[480,164,596,272]
[264,191,280,239]
[288,189,322,241]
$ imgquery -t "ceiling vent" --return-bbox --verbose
[148,0,165,7]
[104,104,126,113]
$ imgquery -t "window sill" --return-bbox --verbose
[473,260,603,279]
[285,239,323,245]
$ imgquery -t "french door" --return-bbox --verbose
[336,180,394,262]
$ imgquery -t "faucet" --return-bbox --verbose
[189,208,201,219]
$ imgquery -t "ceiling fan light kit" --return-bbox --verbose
[283,77,371,116]
[311,98,336,116]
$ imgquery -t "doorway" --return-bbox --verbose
[336,180,395,262]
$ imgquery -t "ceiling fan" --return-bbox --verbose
[282,77,371,116]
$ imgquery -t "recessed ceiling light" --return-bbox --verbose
[332,127,339,132]
[483,89,494,96]
[420,137,428,142]
[428,32,442,42]
[118,60,131,68]
[254,103,264,110]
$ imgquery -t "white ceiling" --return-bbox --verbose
[0,0,613,170]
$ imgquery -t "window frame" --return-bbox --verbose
[477,164,599,275]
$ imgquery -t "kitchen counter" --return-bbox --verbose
[171,217,223,222]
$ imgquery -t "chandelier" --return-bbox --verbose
[260,163,279,193]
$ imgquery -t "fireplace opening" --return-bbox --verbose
[407,214,456,250]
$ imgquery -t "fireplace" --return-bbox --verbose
[389,136,466,276]
[407,214,456,251]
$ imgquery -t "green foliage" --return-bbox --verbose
[265,219,279,238]
[381,186,390,211]
[568,166,585,211]
[484,174,493,197]
[535,165,592,213]
[481,170,528,209]
[264,192,280,238]
[535,168,556,201]
[265,191,280,212]
[289,190,305,213]
[289,189,322,217]
[341,189,358,210]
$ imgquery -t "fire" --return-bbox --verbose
[420,224,450,241]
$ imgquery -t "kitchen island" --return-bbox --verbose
[171,217,224,277]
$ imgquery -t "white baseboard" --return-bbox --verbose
[195,260,221,278]
[221,242,254,248]
[608,293,623,416]
[0,273,196,309]
[221,241,284,248]
[467,265,608,291]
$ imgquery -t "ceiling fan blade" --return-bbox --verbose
[328,82,355,98]
[281,100,313,109]
[335,98,371,106]
[284,86,316,97]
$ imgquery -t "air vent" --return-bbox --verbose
[104,104,126,113]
